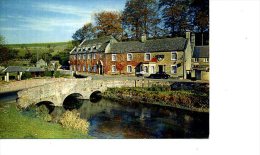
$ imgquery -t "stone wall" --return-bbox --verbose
[0,78,67,93]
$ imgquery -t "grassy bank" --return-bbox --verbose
[103,86,209,112]
[0,102,89,139]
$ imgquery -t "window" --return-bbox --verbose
[83,54,86,60]
[78,65,81,71]
[93,53,96,59]
[144,53,151,61]
[112,54,117,61]
[171,65,177,74]
[112,65,116,73]
[204,58,209,62]
[83,65,86,72]
[171,51,177,60]
[93,65,97,72]
[88,65,91,72]
[150,66,155,74]
[78,54,81,60]
[127,53,133,61]
[127,65,132,73]
[194,58,198,62]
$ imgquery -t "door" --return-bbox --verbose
[195,70,201,80]
[158,65,163,73]
[99,65,103,75]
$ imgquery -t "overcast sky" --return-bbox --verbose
[0,0,126,44]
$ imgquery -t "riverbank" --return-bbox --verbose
[103,86,209,113]
[0,101,89,139]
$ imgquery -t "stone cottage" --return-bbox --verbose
[69,32,203,80]
[191,46,209,80]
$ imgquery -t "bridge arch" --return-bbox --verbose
[36,101,55,113]
[62,93,84,110]
[89,90,102,103]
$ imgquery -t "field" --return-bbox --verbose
[6,41,74,57]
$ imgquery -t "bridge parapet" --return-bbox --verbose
[17,78,151,108]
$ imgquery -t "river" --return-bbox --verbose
[0,92,209,139]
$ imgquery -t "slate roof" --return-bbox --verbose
[193,46,209,58]
[2,66,27,72]
[109,37,187,53]
[70,36,115,55]
[27,67,45,72]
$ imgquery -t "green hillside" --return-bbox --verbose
[6,41,74,57]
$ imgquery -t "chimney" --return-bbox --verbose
[186,30,191,40]
[191,33,195,49]
[141,33,147,42]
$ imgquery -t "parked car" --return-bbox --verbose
[147,72,170,79]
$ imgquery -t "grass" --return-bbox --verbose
[0,102,90,139]
[103,86,209,112]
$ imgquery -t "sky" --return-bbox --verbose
[0,0,126,44]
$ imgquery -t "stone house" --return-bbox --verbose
[107,35,191,79]
[191,46,209,80]
[69,32,199,79]
[69,36,117,75]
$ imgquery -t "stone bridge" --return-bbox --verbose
[17,78,149,108]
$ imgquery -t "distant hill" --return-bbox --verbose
[6,41,74,57]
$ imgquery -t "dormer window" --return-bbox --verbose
[171,51,177,60]
[127,53,133,61]
[93,46,96,50]
[144,53,151,61]
[112,54,117,61]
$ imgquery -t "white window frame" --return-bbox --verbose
[112,54,117,61]
[171,65,177,74]
[93,53,96,59]
[204,58,209,62]
[127,53,133,61]
[194,58,199,62]
[171,51,177,60]
[78,54,81,60]
[150,66,155,74]
[127,65,132,73]
[144,53,151,61]
[83,54,86,60]
[112,65,116,73]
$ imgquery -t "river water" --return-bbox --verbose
[0,92,209,139]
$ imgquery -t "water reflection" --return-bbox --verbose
[74,99,209,139]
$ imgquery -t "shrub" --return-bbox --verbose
[44,71,53,77]
[35,105,52,122]
[23,105,52,122]
[54,71,61,78]
[59,110,89,134]
[21,72,32,80]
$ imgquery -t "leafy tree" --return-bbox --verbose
[159,0,189,37]
[94,11,123,39]
[72,23,96,43]
[122,0,160,39]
